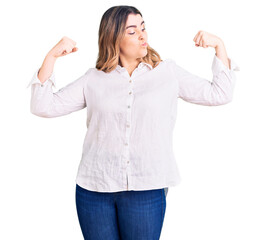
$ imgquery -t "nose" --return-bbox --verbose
[139,32,145,40]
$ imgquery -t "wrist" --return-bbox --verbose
[46,51,57,61]
[215,38,224,50]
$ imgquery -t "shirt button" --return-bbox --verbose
[41,84,44,87]
[128,105,130,108]
[126,124,130,128]
[127,161,130,164]
[129,91,132,94]
[129,80,132,83]
[125,143,128,146]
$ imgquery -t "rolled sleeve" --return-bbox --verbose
[26,68,56,89]
[212,54,240,75]
[173,54,240,106]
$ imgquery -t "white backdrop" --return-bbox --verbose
[1,0,265,239]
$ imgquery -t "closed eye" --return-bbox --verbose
[129,28,146,35]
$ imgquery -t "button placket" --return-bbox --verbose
[122,68,140,190]
[125,77,133,163]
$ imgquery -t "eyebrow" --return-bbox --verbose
[126,21,145,29]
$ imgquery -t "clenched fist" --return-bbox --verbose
[48,36,78,58]
[193,30,222,48]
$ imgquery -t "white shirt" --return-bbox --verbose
[27,54,240,194]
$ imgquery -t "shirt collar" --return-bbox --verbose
[115,61,153,73]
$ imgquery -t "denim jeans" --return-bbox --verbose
[75,184,167,240]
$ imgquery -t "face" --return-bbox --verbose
[119,13,148,61]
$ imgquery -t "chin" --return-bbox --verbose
[139,50,148,58]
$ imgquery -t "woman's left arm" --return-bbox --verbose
[173,30,240,106]
[194,30,230,69]
[214,41,230,69]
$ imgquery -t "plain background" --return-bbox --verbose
[1,0,265,239]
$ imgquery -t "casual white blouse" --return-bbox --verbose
[27,54,240,195]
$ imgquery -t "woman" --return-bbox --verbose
[27,5,240,240]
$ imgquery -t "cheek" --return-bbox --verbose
[120,37,138,52]
[126,37,137,47]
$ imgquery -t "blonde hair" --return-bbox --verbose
[96,5,162,73]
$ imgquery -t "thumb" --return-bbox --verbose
[72,47,78,52]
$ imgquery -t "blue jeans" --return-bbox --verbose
[75,184,167,240]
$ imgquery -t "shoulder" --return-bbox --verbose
[156,58,177,67]
[162,58,176,64]
[84,68,97,75]
[155,58,177,71]
[82,68,107,79]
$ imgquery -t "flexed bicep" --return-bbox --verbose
[173,54,240,106]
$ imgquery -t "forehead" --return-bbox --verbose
[126,13,144,25]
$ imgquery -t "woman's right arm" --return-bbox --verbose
[27,36,87,118]
[37,53,57,85]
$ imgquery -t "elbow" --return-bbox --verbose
[30,105,54,118]
[223,92,234,105]
[206,89,234,106]
[212,94,233,106]
[30,109,52,118]
[210,76,236,106]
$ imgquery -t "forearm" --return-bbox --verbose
[215,39,230,69]
[38,52,57,84]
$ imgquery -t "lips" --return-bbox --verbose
[141,42,147,47]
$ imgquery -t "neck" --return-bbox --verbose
[119,56,142,77]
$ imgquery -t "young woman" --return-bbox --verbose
[27,5,240,240]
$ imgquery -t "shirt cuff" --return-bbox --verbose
[212,54,240,76]
[26,68,56,89]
